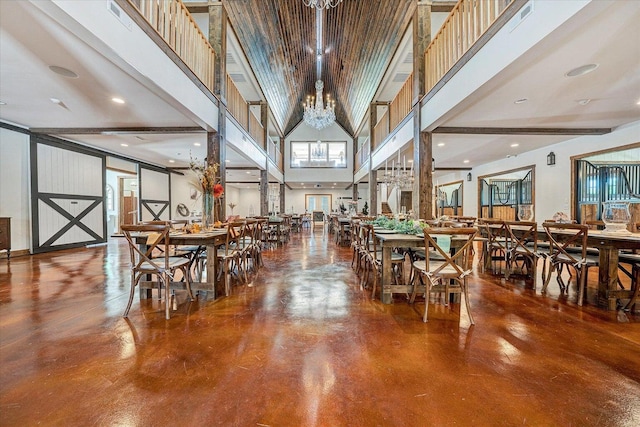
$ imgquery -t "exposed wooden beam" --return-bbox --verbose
[431,2,457,13]
[433,127,612,136]
[434,167,472,171]
[30,127,204,135]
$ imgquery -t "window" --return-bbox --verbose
[105,184,114,211]
[290,141,347,168]
[305,194,332,212]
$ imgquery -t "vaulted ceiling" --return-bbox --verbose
[225,0,415,137]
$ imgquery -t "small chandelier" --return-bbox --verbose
[303,80,335,130]
[303,0,342,9]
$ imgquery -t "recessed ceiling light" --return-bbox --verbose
[333,183,337,185]
[49,98,62,104]
[408,159,413,163]
[120,143,128,147]
[225,159,231,163]
[112,97,125,104]
[246,171,251,174]
[194,142,201,146]
[168,160,175,163]
[463,160,470,164]
[565,63,598,77]
[0,101,6,105]
[437,142,445,147]
[49,65,78,78]
[514,98,528,104]
[576,99,591,105]
[510,143,519,147]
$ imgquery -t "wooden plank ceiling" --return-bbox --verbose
[224,0,415,137]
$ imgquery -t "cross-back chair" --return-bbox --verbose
[479,218,509,275]
[217,220,246,295]
[410,227,478,324]
[541,222,599,306]
[504,221,538,283]
[121,223,193,319]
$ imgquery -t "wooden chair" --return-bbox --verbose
[480,218,509,275]
[504,221,538,283]
[360,224,404,299]
[409,227,478,324]
[217,221,246,296]
[541,222,599,306]
[121,223,193,320]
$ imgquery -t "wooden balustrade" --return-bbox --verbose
[267,142,283,171]
[389,74,413,131]
[355,138,370,172]
[129,0,216,94]
[249,113,265,149]
[226,75,248,129]
[373,110,389,151]
[425,0,514,94]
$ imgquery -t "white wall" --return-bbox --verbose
[0,127,31,253]
[435,120,640,221]
[285,122,354,185]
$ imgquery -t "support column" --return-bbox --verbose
[412,1,433,219]
[352,183,358,213]
[413,128,432,219]
[209,1,227,220]
[368,104,378,216]
[279,184,285,214]
[207,130,225,220]
[260,170,268,216]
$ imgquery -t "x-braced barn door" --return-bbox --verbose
[30,137,106,253]
[139,166,171,222]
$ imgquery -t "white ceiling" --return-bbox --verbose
[1,0,639,184]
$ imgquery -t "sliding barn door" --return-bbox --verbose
[139,166,171,222]
[31,137,106,253]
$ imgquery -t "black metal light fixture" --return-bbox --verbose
[467,172,472,182]
[547,151,556,166]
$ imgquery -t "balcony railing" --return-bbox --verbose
[128,0,216,94]
[249,112,265,150]
[355,138,370,172]
[226,75,248,129]
[425,0,514,94]
[268,142,283,170]
[389,74,413,132]
[373,110,389,151]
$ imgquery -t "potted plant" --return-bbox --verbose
[362,201,368,216]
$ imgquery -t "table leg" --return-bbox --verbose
[598,248,619,311]
[381,246,392,304]
[206,244,220,300]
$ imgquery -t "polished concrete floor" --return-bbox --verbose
[0,227,639,426]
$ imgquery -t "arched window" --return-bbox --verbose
[105,184,114,211]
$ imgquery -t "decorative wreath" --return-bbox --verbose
[176,203,190,217]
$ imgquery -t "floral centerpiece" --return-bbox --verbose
[189,156,224,228]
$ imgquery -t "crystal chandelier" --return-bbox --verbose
[303,0,342,9]
[303,80,335,130]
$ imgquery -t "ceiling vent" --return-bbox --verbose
[392,73,410,83]
[314,184,322,188]
[403,52,413,64]
[509,0,534,32]
[226,53,237,64]
[106,0,132,31]
[229,73,246,83]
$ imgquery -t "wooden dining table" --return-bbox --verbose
[375,231,471,304]
[488,223,640,310]
[133,229,227,300]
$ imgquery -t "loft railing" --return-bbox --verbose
[249,113,265,149]
[373,110,389,151]
[128,0,216,94]
[389,74,414,132]
[355,138,370,172]
[226,75,249,130]
[425,0,514,94]
[267,142,283,170]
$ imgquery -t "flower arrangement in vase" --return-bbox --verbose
[189,156,224,229]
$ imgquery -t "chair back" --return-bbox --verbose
[121,223,172,273]
[505,220,537,256]
[481,218,508,251]
[224,220,246,256]
[421,227,478,277]
[362,224,378,257]
[542,222,589,263]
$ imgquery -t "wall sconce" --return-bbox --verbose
[467,172,472,182]
[547,151,556,166]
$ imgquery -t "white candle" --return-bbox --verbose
[385,159,388,175]
[403,156,406,171]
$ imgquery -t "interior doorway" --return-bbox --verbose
[118,177,138,234]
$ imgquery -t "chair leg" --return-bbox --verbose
[123,274,138,317]
[623,264,639,311]
[462,279,475,325]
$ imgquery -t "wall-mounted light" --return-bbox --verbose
[467,172,472,182]
[432,157,435,172]
[547,151,556,166]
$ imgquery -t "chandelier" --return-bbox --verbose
[303,80,335,130]
[303,0,342,9]
[311,140,326,158]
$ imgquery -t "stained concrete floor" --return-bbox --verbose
[0,227,639,426]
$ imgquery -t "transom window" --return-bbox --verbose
[291,141,347,168]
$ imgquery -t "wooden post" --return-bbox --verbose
[280,183,285,214]
[260,169,268,216]
[208,1,226,100]
[207,130,225,220]
[368,104,378,216]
